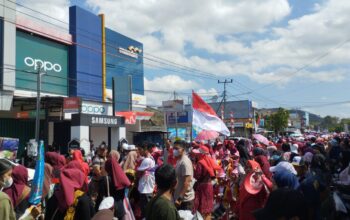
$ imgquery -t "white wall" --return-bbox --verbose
[71,126,90,154]
[111,127,126,150]
[0,0,16,111]
[90,127,108,147]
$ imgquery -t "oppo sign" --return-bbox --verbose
[24,57,62,72]
[81,105,106,114]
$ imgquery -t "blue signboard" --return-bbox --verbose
[69,6,102,101]
[168,128,187,139]
[113,76,131,112]
[106,28,144,95]
[167,111,189,124]
[168,128,176,139]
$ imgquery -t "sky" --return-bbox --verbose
[17,0,350,118]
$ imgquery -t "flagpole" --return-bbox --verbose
[190,92,193,143]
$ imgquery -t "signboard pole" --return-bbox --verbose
[128,75,132,111]
[175,111,178,138]
[35,64,45,145]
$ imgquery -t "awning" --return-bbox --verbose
[115,111,154,124]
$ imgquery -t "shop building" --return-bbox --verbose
[161,99,257,140]
[0,2,148,155]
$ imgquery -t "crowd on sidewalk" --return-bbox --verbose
[0,134,350,220]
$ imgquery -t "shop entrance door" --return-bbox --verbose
[54,121,71,154]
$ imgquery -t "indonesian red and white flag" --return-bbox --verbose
[192,91,230,136]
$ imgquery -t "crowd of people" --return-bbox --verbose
[0,134,350,220]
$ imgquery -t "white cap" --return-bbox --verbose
[128,145,136,150]
[137,158,155,171]
[122,143,129,150]
[270,161,297,175]
[292,156,302,166]
[98,197,114,210]
[123,143,136,151]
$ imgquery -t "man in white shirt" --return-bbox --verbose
[137,142,156,218]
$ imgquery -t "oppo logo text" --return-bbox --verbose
[24,57,62,72]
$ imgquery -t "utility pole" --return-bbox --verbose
[35,64,45,145]
[218,79,233,119]
[173,91,178,137]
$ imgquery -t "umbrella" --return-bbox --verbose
[253,134,269,146]
[195,130,219,141]
[306,135,316,139]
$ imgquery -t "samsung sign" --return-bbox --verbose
[24,57,62,72]
[91,116,118,125]
[71,114,124,127]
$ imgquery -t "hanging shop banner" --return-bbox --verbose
[63,97,80,113]
[167,128,187,140]
[116,111,154,125]
[16,31,69,96]
[71,114,124,127]
[16,110,45,119]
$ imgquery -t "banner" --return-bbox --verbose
[28,140,45,205]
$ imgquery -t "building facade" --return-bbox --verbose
[0,2,146,155]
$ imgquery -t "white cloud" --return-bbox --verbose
[17,0,70,30]
[16,0,350,117]
[18,0,350,85]
[144,75,199,105]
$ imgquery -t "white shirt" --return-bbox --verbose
[138,170,155,194]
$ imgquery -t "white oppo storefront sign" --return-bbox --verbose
[82,105,106,114]
[24,57,62,72]
[64,101,112,120]
[81,101,112,115]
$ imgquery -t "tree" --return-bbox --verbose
[320,115,339,131]
[268,108,289,134]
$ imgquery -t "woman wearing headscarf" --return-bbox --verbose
[3,165,31,218]
[45,152,66,184]
[237,160,273,220]
[193,145,221,220]
[97,150,131,219]
[273,170,300,190]
[45,167,95,220]
[236,140,252,169]
[0,159,16,220]
[123,150,138,171]
[72,150,90,182]
[299,153,330,220]
[253,148,272,181]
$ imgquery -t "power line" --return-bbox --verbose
[4,2,225,81]
[6,0,350,113]
[1,65,221,96]
[248,38,350,93]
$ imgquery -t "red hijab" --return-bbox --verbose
[197,146,221,177]
[55,168,86,212]
[72,150,90,180]
[45,152,66,170]
[105,157,131,190]
[3,165,29,206]
[254,155,272,180]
